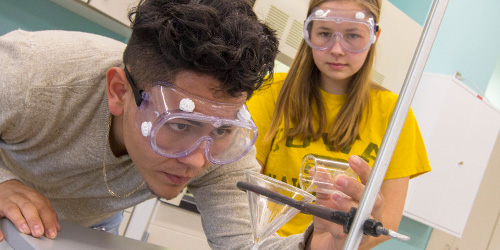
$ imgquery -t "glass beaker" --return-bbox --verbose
[243,169,316,249]
[299,154,358,194]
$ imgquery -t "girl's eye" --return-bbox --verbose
[345,33,362,40]
[319,32,331,38]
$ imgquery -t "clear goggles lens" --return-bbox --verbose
[136,84,257,165]
[303,8,378,53]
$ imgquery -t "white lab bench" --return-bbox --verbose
[0,218,168,250]
[0,192,210,250]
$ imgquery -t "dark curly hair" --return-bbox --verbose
[123,0,279,99]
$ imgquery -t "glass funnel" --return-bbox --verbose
[243,170,316,249]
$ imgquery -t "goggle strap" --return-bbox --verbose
[124,66,144,107]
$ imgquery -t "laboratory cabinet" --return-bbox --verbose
[119,194,211,250]
[426,133,500,250]
[146,201,211,250]
[403,73,500,238]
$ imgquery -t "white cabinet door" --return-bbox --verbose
[404,73,500,238]
[426,133,500,250]
[147,202,210,250]
[436,95,500,233]
[405,73,475,234]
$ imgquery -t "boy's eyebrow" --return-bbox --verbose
[169,113,204,127]
[218,125,235,129]
[183,119,203,127]
[171,107,242,121]
[177,119,237,130]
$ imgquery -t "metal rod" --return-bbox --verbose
[342,0,449,249]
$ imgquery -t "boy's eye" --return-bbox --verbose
[168,123,189,131]
[212,127,233,138]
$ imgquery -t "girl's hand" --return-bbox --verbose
[308,155,385,250]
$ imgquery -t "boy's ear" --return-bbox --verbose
[106,67,128,116]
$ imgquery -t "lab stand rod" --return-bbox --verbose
[342,0,449,249]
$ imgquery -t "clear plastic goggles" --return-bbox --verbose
[303,8,378,53]
[134,83,257,165]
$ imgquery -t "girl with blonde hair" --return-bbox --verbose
[247,0,431,248]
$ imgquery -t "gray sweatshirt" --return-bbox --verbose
[0,30,311,249]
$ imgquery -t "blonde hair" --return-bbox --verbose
[265,0,383,151]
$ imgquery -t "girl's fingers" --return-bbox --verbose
[348,155,371,184]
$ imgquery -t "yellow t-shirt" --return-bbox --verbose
[246,73,431,236]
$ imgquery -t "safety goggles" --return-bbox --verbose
[303,8,379,53]
[125,68,258,165]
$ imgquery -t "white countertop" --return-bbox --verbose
[0,218,169,250]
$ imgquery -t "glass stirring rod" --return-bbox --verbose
[237,181,410,241]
